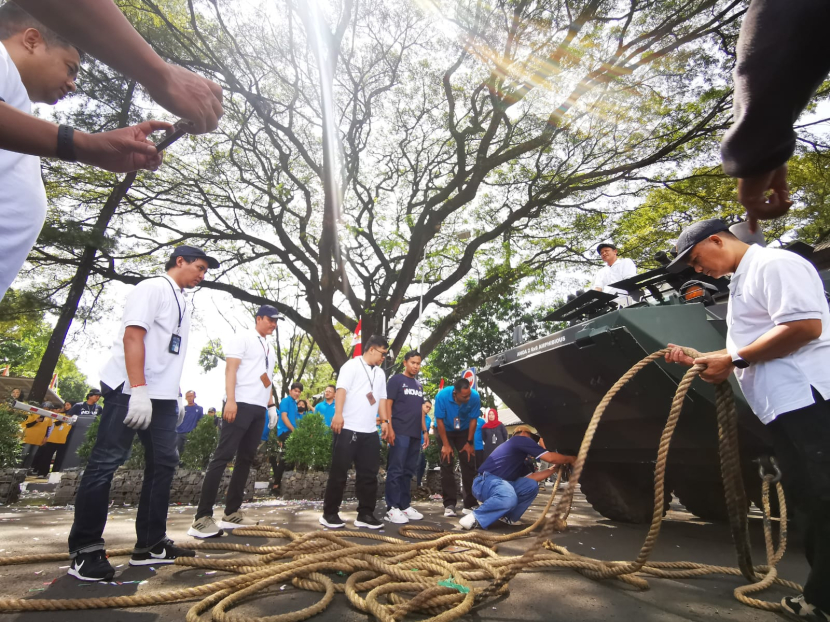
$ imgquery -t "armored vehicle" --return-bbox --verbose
[478,241,830,523]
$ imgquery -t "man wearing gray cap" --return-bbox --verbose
[188,304,282,539]
[67,245,219,581]
[664,218,830,620]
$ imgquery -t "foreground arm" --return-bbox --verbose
[331,388,347,434]
[223,358,241,423]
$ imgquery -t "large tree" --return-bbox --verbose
[33,0,750,370]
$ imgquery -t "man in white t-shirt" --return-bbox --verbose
[67,246,219,582]
[592,243,637,306]
[664,218,830,619]
[320,334,389,530]
[0,5,173,303]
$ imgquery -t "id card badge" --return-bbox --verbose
[168,333,182,355]
[366,391,377,406]
[453,416,461,430]
[260,373,272,388]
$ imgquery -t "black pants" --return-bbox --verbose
[438,431,477,509]
[195,402,265,519]
[323,429,379,516]
[767,390,830,611]
[31,443,60,476]
[271,431,292,487]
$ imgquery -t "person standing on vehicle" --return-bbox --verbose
[320,335,389,530]
[175,390,203,458]
[188,304,280,538]
[433,378,481,517]
[480,408,508,462]
[592,243,637,306]
[67,245,219,582]
[664,218,830,619]
[381,350,426,525]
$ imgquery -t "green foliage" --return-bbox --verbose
[0,404,23,468]
[180,416,220,470]
[198,339,225,374]
[283,413,332,472]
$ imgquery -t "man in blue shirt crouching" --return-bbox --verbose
[460,425,575,530]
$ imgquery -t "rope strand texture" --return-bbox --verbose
[0,348,801,621]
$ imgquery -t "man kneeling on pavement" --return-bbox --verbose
[460,425,575,530]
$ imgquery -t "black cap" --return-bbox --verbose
[86,388,101,398]
[596,242,617,254]
[169,245,220,270]
[666,218,730,273]
[256,304,283,320]
[208,407,216,413]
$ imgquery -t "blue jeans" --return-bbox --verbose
[471,472,539,529]
[68,383,179,555]
[385,435,421,510]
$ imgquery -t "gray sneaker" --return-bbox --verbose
[219,511,255,529]
[187,515,224,539]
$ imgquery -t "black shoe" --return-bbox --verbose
[354,514,383,529]
[319,513,346,528]
[129,538,196,566]
[68,549,115,582]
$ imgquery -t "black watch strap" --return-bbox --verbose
[57,124,77,161]
[732,357,750,369]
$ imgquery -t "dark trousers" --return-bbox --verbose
[767,390,830,611]
[475,449,484,469]
[176,433,189,459]
[68,383,178,555]
[323,429,379,516]
[31,443,59,476]
[195,402,265,519]
[438,430,477,509]
[417,451,427,486]
[385,435,421,511]
[271,430,292,487]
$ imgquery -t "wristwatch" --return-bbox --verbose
[732,357,750,369]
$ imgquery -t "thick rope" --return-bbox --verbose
[0,348,802,621]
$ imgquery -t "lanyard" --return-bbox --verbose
[159,276,186,334]
[257,336,270,371]
[360,359,376,388]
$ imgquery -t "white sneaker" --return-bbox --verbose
[461,508,476,515]
[401,507,423,520]
[459,513,478,530]
[384,507,409,524]
[218,511,254,529]
[443,506,457,517]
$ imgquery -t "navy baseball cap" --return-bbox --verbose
[596,242,617,254]
[86,388,101,397]
[256,304,284,320]
[169,245,220,269]
[666,218,730,273]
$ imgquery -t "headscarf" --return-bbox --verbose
[482,408,501,429]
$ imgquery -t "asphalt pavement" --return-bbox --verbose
[0,484,806,622]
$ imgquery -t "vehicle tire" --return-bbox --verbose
[578,463,662,524]
[673,477,733,522]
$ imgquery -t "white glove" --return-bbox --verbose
[124,385,153,430]
[177,396,186,428]
[267,405,278,430]
[70,415,78,424]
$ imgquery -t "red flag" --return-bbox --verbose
[438,378,444,390]
[351,319,362,358]
[49,373,58,389]
[0,366,9,377]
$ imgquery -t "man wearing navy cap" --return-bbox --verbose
[67,245,219,581]
[592,242,637,305]
[188,304,282,539]
[664,218,830,619]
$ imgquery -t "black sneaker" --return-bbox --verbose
[68,549,115,582]
[129,538,196,566]
[319,513,346,529]
[782,595,828,621]
[354,514,383,530]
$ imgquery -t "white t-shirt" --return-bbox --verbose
[224,329,274,407]
[335,357,388,433]
[592,257,637,304]
[99,275,191,399]
[0,43,48,302]
[726,244,830,424]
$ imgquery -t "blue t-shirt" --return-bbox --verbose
[433,386,481,432]
[315,400,336,427]
[176,404,204,434]
[421,413,432,445]
[478,435,546,481]
[473,417,486,450]
[386,373,424,438]
[261,409,271,441]
[277,396,299,435]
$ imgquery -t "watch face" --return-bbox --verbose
[733,358,749,369]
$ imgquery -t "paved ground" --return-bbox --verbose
[0,485,806,622]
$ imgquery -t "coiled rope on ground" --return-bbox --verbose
[0,347,803,621]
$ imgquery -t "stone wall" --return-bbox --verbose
[278,468,458,501]
[52,467,255,506]
[0,469,26,505]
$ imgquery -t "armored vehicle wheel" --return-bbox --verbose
[673,477,735,522]
[579,463,663,524]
